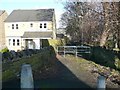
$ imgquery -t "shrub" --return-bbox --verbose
[2,52,13,61]
[117,51,120,59]
[115,56,120,70]
[90,46,116,69]
[105,40,115,49]
[0,47,9,53]
[2,48,53,82]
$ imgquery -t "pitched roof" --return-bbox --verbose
[5,9,54,22]
[22,32,53,38]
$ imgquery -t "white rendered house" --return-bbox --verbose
[5,9,56,51]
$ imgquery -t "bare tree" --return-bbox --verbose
[100,2,119,48]
[60,1,119,48]
[118,2,120,49]
[61,1,103,45]
[100,2,110,47]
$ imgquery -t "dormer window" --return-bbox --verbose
[30,23,33,27]
[40,23,42,28]
[16,24,18,29]
[12,24,14,29]
[44,23,47,28]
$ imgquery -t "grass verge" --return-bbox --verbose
[2,49,55,82]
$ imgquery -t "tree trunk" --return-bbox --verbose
[118,2,120,49]
[100,2,110,47]
[118,22,120,48]
[100,30,109,47]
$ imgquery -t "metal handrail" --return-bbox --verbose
[57,45,91,57]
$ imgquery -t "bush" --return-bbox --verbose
[115,56,120,70]
[48,39,65,47]
[2,52,13,61]
[42,39,65,51]
[117,51,120,59]
[90,46,116,69]
[105,40,115,49]
[0,47,9,53]
[2,47,54,82]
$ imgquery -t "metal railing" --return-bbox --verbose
[57,45,91,57]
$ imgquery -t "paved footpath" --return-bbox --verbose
[56,54,98,88]
[56,54,120,88]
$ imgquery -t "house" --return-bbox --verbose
[56,28,66,39]
[56,28,71,40]
[57,28,66,35]
[5,9,56,51]
[0,10,8,50]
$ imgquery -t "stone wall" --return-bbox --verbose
[0,10,8,50]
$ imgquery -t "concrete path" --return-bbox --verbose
[56,54,120,88]
[56,54,98,88]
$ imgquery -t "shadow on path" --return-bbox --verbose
[34,48,94,89]
[2,46,95,89]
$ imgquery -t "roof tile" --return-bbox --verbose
[22,32,53,38]
[5,9,54,22]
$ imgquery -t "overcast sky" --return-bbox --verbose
[0,0,65,28]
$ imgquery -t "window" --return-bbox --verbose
[30,23,33,27]
[9,39,11,45]
[12,24,14,29]
[44,23,47,28]
[16,24,18,29]
[13,39,15,46]
[17,39,20,46]
[40,23,42,28]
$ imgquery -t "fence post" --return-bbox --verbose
[75,46,77,58]
[64,46,65,57]
[97,75,106,90]
[21,64,34,89]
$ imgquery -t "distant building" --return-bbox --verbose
[57,28,66,35]
[56,28,71,40]
[0,10,8,50]
[5,9,56,51]
[56,28,66,39]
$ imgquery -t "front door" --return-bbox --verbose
[28,40,34,49]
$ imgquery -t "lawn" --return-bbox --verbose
[2,45,120,88]
[2,47,56,82]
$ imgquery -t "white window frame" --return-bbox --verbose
[12,24,14,29]
[9,39,11,46]
[40,23,42,28]
[30,23,33,27]
[44,23,47,28]
[17,39,20,46]
[13,39,15,46]
[16,24,18,29]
